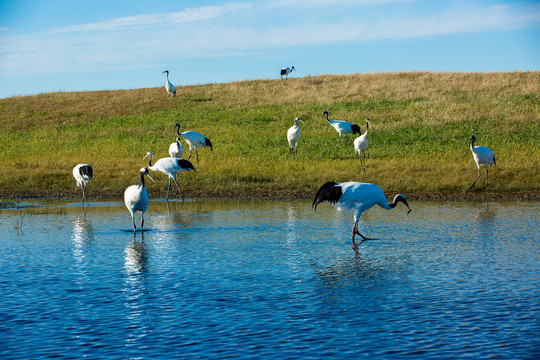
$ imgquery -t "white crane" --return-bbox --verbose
[468,134,496,189]
[124,167,154,232]
[322,110,361,145]
[174,122,213,163]
[168,137,184,158]
[72,164,93,205]
[287,117,304,158]
[353,118,370,171]
[163,70,176,98]
[280,66,295,83]
[144,151,195,201]
[312,181,411,249]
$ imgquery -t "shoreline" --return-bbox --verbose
[1,190,539,202]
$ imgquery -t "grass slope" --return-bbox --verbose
[1,72,539,199]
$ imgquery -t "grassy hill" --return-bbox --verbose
[0,71,539,200]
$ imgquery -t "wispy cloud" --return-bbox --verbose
[48,3,251,33]
[0,1,538,75]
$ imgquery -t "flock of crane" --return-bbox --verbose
[72,68,497,249]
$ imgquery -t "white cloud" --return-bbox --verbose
[0,1,538,76]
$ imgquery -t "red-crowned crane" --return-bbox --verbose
[322,110,361,146]
[163,70,176,98]
[287,117,304,159]
[124,167,154,232]
[281,66,295,83]
[313,181,411,249]
[468,134,496,189]
[174,122,213,163]
[169,137,184,158]
[72,164,93,205]
[144,152,195,201]
[353,118,370,171]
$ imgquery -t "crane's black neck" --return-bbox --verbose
[147,155,153,167]
[139,171,146,189]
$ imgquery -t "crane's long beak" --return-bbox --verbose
[147,174,155,183]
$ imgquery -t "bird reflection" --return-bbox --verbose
[72,214,95,264]
[124,232,148,274]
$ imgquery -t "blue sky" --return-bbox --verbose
[1,0,539,98]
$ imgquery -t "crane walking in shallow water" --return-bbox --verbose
[313,181,411,249]
[322,110,361,146]
[353,118,370,171]
[144,152,195,201]
[163,70,176,98]
[287,117,304,159]
[124,167,154,232]
[73,164,93,205]
[174,122,213,163]
[468,134,496,189]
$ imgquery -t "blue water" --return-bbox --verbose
[0,199,538,359]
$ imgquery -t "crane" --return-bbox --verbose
[287,117,304,158]
[353,118,370,171]
[144,151,195,201]
[169,137,184,158]
[281,66,295,83]
[72,164,93,205]
[124,167,154,232]
[174,122,213,163]
[313,181,411,249]
[468,134,496,189]
[163,70,176,98]
[322,110,361,145]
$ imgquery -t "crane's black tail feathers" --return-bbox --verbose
[79,165,93,181]
[205,138,213,150]
[312,182,342,210]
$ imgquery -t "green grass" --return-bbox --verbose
[0,71,539,199]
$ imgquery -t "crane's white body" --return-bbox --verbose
[469,134,496,188]
[313,181,411,248]
[280,66,295,82]
[163,70,176,98]
[144,152,195,201]
[124,168,153,231]
[354,119,370,171]
[169,137,184,158]
[174,123,213,163]
[287,118,303,158]
[72,163,93,205]
[323,110,360,145]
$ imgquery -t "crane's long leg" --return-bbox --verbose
[187,147,193,161]
[294,147,297,160]
[469,168,481,189]
[140,214,144,232]
[486,167,489,187]
[352,220,375,249]
[166,178,172,201]
[131,213,136,231]
[172,177,183,199]
[195,148,199,163]
[336,134,342,146]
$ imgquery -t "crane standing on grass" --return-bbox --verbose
[287,117,304,159]
[163,70,176,98]
[174,122,213,163]
[322,110,361,146]
[169,137,184,158]
[468,134,496,189]
[354,118,370,171]
[281,66,295,83]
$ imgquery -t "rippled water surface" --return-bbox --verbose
[1,198,539,359]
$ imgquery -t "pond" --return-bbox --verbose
[0,198,538,359]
